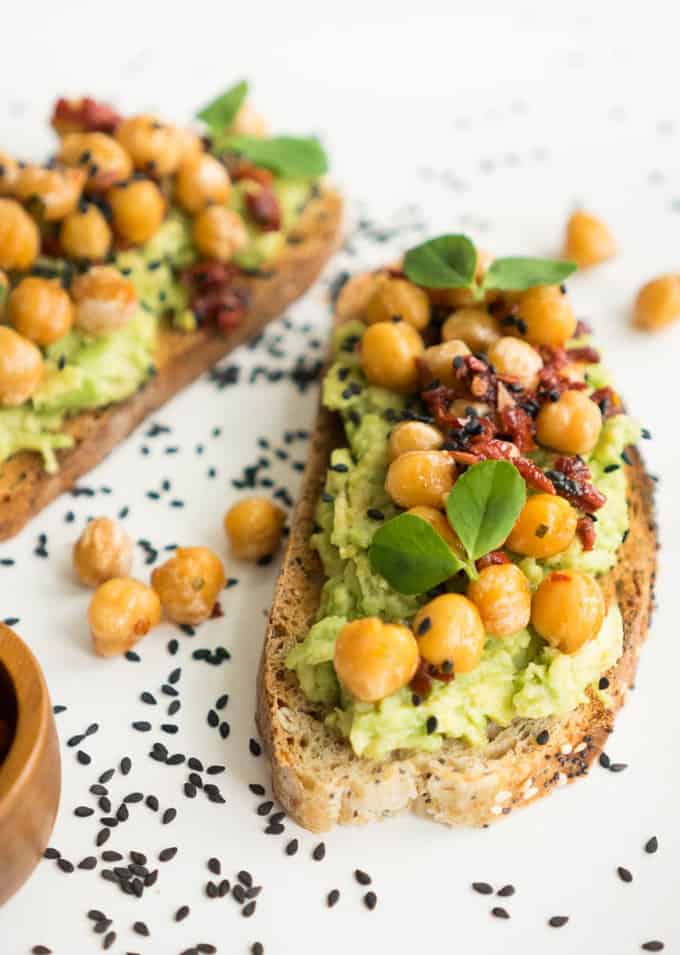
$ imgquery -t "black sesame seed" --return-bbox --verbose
[205,881,218,898]
[207,709,219,728]
[132,721,151,732]
[472,882,494,895]
[364,892,377,910]
[219,879,230,897]
[617,866,633,883]
[641,942,665,952]
[96,828,110,847]
[265,822,285,835]
[249,783,266,795]
[312,842,326,861]
[75,806,94,818]
[599,752,611,769]
[101,851,123,862]
[491,906,510,919]
[238,870,253,887]
[44,847,60,859]
[609,762,628,773]
[249,738,262,756]
[141,691,157,704]
[548,916,569,928]
[285,839,299,856]
[327,889,340,908]
[162,808,177,824]
[57,858,74,873]
[251,944,264,955]
[159,846,177,862]
[536,730,550,745]
[133,921,150,936]
[416,616,432,636]
[598,676,610,690]
[426,715,438,734]
[120,756,132,775]
[146,795,159,812]
[175,905,190,922]
[354,869,371,886]
[87,910,106,922]
[497,884,515,897]
[242,901,256,917]
[219,721,230,739]
[645,836,659,854]
[124,792,144,804]
[78,856,97,870]
[184,783,197,799]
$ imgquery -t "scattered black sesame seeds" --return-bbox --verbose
[472,882,494,895]
[641,942,665,952]
[645,836,659,854]
[617,865,633,883]
[327,889,340,908]
[491,906,510,919]
[363,891,378,910]
[548,915,569,928]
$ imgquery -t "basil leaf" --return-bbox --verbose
[197,80,249,132]
[481,256,577,292]
[369,514,463,596]
[221,135,328,178]
[403,235,477,289]
[446,460,526,562]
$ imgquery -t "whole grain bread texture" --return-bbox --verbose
[0,189,342,541]
[257,310,657,833]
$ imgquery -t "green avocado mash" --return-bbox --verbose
[287,321,640,757]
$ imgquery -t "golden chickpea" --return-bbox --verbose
[175,153,231,213]
[0,198,40,270]
[531,569,605,653]
[487,336,543,390]
[633,274,680,331]
[108,178,165,245]
[360,321,424,394]
[73,517,133,587]
[0,327,43,406]
[420,339,471,387]
[192,204,248,262]
[224,497,286,561]
[467,563,531,636]
[8,277,74,347]
[515,285,577,347]
[231,102,268,137]
[563,210,616,269]
[71,265,138,335]
[365,277,430,331]
[506,493,578,558]
[388,421,443,460]
[535,389,602,455]
[335,271,383,322]
[15,164,85,221]
[0,153,19,195]
[334,617,419,702]
[385,450,455,509]
[59,202,112,260]
[441,307,501,352]
[115,114,183,175]
[88,577,161,658]
[407,506,463,555]
[413,593,485,673]
[58,132,133,192]
[176,126,205,162]
[151,547,226,625]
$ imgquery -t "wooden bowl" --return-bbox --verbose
[0,624,61,905]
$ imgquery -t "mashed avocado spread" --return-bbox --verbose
[287,320,640,759]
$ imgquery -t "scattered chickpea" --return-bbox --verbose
[365,277,431,331]
[515,285,577,347]
[420,339,471,388]
[224,497,286,561]
[334,617,419,702]
[89,577,161,657]
[73,517,134,587]
[58,132,133,192]
[633,274,680,331]
[506,493,577,558]
[385,450,455,509]
[535,389,602,455]
[467,562,531,636]
[0,198,40,270]
[360,321,424,394]
[230,102,268,138]
[531,569,605,653]
[60,202,112,261]
[0,327,44,406]
[115,114,183,175]
[108,178,165,245]
[175,153,231,213]
[335,272,384,322]
[0,153,19,195]
[413,593,485,673]
[192,205,248,262]
[388,421,443,460]
[8,277,74,347]
[14,164,85,221]
[563,210,616,269]
[151,546,226,625]
[71,265,138,335]
[487,336,543,390]
[441,307,501,352]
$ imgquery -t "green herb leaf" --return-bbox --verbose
[221,135,328,178]
[403,235,477,289]
[481,256,577,292]
[446,460,526,562]
[369,514,464,595]
[196,80,249,132]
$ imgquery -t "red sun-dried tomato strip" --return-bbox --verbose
[576,515,596,551]
[552,455,592,482]
[182,261,239,290]
[476,550,511,571]
[545,463,606,512]
[228,160,274,187]
[51,96,121,134]
[449,437,556,494]
[590,386,622,418]
[181,259,250,332]
[498,405,536,453]
[567,345,601,364]
[245,186,281,232]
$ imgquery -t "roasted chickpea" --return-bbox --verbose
[515,285,577,347]
[413,594,485,673]
[8,277,73,347]
[71,265,138,335]
[0,198,40,270]
[15,164,85,221]
[531,569,605,653]
[487,336,543,390]
[224,497,286,561]
[535,389,602,455]
[59,202,112,260]
[0,153,19,195]
[174,153,231,213]
[231,102,268,137]
[334,617,419,703]
[441,307,501,352]
[407,506,463,555]
[563,210,616,269]
[385,450,455,509]
[176,126,205,162]
[0,327,43,406]
[151,547,226,625]
[88,577,161,657]
[115,114,183,175]
[335,271,383,322]
[192,205,248,262]
[467,563,531,636]
[388,421,443,460]
[506,493,577,558]
[360,321,424,394]
[420,339,471,387]
[73,517,134,587]
[108,178,165,245]
[58,132,133,191]
[364,277,430,331]
[633,274,680,331]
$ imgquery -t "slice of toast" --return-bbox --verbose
[0,189,342,541]
[257,364,657,834]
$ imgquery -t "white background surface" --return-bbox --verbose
[1,2,679,953]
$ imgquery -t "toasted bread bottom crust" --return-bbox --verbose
[0,189,343,541]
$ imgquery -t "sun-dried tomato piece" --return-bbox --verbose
[227,160,274,187]
[567,345,601,364]
[181,258,250,332]
[450,436,556,494]
[215,289,250,332]
[476,550,511,571]
[498,405,536,453]
[552,455,592,482]
[514,456,556,493]
[545,467,606,512]
[576,515,596,551]
[51,96,121,135]
[245,186,281,232]
[590,386,622,418]
[182,260,239,291]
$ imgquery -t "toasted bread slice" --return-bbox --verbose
[0,189,342,541]
[257,372,657,834]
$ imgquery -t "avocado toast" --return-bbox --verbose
[257,236,656,832]
[0,83,342,540]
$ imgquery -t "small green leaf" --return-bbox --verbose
[481,256,577,292]
[196,80,249,132]
[446,460,526,562]
[220,135,328,178]
[403,235,477,289]
[369,514,464,596]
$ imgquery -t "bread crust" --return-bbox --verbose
[0,189,343,541]
[257,367,657,833]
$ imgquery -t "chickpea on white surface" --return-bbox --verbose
[73,517,134,588]
[88,577,161,657]
[224,497,286,561]
[151,546,226,625]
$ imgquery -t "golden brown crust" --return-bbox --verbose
[0,189,343,540]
